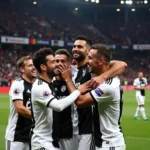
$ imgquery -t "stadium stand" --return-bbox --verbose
[0,0,150,86]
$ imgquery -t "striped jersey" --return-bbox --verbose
[90,77,125,148]
[5,78,32,142]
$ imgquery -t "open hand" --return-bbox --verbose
[57,64,72,82]
[89,75,105,90]
[78,82,91,95]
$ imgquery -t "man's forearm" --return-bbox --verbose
[103,60,127,79]
[65,78,76,93]
[16,107,32,119]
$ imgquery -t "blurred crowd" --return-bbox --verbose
[0,1,150,86]
[0,1,150,44]
[0,49,150,86]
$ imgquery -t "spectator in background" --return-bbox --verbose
[133,72,148,121]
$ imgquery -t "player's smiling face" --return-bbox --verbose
[55,54,70,75]
[22,59,37,79]
[88,49,99,74]
[45,55,57,78]
[72,40,88,62]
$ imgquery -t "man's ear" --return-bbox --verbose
[99,58,104,65]
[19,67,24,73]
[40,64,47,71]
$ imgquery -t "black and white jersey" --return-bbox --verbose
[31,77,81,149]
[31,78,60,150]
[90,77,125,148]
[72,64,93,135]
[53,79,72,138]
[133,78,147,96]
[5,78,32,142]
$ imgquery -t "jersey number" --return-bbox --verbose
[26,99,31,110]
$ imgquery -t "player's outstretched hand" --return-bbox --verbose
[57,64,71,82]
[89,75,105,90]
[78,82,91,95]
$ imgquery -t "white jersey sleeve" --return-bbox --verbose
[144,78,148,85]
[90,84,114,104]
[32,82,80,112]
[133,79,138,86]
[9,80,24,101]
[32,85,55,107]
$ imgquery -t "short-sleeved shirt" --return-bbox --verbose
[5,78,32,142]
[90,77,125,148]
[71,64,93,135]
[31,78,59,150]
[133,78,147,96]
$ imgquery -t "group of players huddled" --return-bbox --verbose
[5,36,128,150]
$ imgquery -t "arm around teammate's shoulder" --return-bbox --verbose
[75,83,114,108]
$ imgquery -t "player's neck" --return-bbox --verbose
[77,57,87,68]
[22,75,35,83]
[96,65,109,76]
[56,75,64,81]
[40,73,53,83]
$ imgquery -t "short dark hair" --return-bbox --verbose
[55,49,70,61]
[76,35,93,46]
[17,56,32,72]
[33,47,53,73]
[91,44,112,63]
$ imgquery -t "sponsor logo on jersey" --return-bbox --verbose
[95,88,104,97]
[75,82,80,88]
[55,88,58,91]
[61,85,66,92]
[14,89,20,95]
[43,91,50,97]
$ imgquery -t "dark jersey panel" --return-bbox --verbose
[139,79,146,96]
[93,104,103,147]
[14,79,32,142]
[75,64,93,134]
[53,80,73,138]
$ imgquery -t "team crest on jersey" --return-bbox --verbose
[82,69,86,77]
[43,91,50,97]
[95,88,104,97]
[55,88,58,92]
[75,83,80,88]
[13,89,20,95]
[61,85,66,92]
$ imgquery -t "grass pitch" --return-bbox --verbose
[0,90,150,150]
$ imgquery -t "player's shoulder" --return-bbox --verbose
[32,79,52,99]
[143,77,147,80]
[9,78,24,94]
[32,78,49,92]
[105,76,120,88]
[11,78,24,87]
[134,78,139,82]
[33,78,48,87]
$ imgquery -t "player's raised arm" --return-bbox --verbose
[89,60,127,89]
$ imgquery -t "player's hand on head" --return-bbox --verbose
[89,76,106,90]
[78,82,91,95]
[57,64,71,81]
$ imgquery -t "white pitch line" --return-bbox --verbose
[126,136,150,140]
